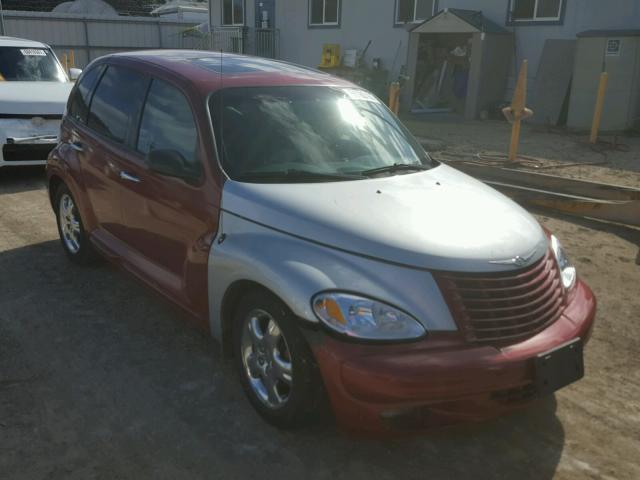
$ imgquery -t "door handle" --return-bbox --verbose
[119,171,141,183]
[69,141,84,152]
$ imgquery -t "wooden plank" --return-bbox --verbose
[450,164,640,201]
[532,40,576,125]
[482,181,640,227]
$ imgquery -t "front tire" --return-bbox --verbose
[54,184,98,265]
[232,289,327,429]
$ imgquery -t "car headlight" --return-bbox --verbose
[550,235,576,290]
[311,292,426,341]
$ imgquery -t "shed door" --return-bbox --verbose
[255,0,275,28]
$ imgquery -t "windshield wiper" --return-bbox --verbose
[235,169,365,182]
[360,163,430,176]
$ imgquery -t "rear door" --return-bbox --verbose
[76,65,149,240]
[116,77,213,315]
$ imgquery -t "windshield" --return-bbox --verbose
[0,47,67,82]
[209,86,433,183]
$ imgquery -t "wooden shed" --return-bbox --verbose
[405,8,514,120]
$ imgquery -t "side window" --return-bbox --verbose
[137,79,199,173]
[68,65,103,124]
[87,65,148,144]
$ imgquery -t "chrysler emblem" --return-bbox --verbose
[489,250,537,267]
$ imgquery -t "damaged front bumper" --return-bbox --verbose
[0,117,61,167]
[308,279,596,434]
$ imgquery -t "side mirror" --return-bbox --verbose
[147,149,200,183]
[69,68,82,81]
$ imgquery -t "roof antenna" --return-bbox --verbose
[219,48,225,172]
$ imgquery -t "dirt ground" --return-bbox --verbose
[1,123,639,480]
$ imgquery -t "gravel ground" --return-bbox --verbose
[1,164,639,480]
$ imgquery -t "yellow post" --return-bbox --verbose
[69,49,75,68]
[388,83,397,112]
[508,60,528,162]
[590,72,608,144]
[393,84,401,115]
[389,82,401,115]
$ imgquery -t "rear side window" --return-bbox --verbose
[87,65,148,144]
[68,65,103,123]
[137,79,199,170]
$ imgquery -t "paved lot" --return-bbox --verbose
[1,166,639,480]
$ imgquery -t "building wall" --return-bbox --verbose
[207,0,640,114]
[568,36,640,131]
[3,10,200,68]
[437,0,640,99]
[210,0,416,80]
[275,0,411,80]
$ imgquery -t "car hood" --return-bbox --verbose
[0,82,73,116]
[221,164,548,272]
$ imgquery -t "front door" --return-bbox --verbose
[255,0,277,58]
[255,0,275,28]
[77,64,149,240]
[117,77,214,318]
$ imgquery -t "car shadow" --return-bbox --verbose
[0,239,565,479]
[0,166,47,194]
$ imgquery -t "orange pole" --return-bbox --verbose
[508,60,528,162]
[389,82,400,115]
[69,49,75,68]
[590,72,609,144]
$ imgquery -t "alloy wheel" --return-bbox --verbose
[240,309,293,409]
[59,193,81,254]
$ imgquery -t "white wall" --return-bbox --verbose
[437,0,640,97]
[275,0,411,80]
[4,10,200,68]
[209,0,415,80]
[207,0,640,109]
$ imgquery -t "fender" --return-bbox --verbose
[207,211,456,342]
[47,142,98,232]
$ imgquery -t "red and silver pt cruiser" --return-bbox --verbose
[47,51,596,434]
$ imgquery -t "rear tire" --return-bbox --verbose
[54,184,99,266]
[232,289,327,429]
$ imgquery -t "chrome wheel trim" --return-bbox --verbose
[59,193,81,254]
[240,309,293,409]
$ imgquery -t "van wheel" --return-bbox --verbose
[232,289,327,429]
[54,184,98,265]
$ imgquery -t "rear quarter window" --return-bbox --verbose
[87,65,148,144]
[68,65,104,124]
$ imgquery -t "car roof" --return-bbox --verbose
[103,50,355,93]
[0,36,50,48]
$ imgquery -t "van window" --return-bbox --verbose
[87,66,148,144]
[137,79,199,172]
[68,65,103,124]
[0,46,67,82]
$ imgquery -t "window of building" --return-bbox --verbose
[87,66,148,145]
[309,0,340,27]
[137,79,199,174]
[222,0,244,26]
[510,0,564,22]
[395,0,436,24]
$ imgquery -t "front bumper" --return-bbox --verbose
[0,119,60,167]
[310,279,596,434]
